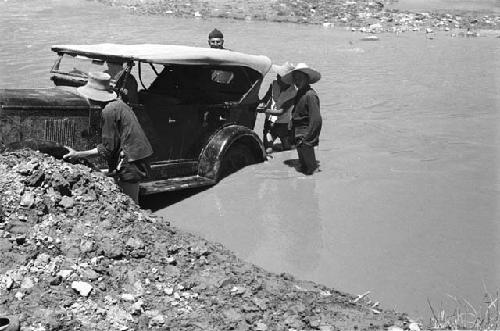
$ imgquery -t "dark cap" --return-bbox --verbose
[209,28,223,39]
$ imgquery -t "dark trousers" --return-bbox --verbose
[263,120,292,150]
[115,158,150,204]
[296,144,317,175]
[117,181,139,204]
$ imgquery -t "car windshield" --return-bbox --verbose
[52,53,124,81]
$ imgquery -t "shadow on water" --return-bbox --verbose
[283,158,301,170]
[140,187,209,211]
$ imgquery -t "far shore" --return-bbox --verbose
[91,0,499,32]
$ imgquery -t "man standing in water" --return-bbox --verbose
[208,28,225,49]
[63,72,153,203]
[258,62,296,153]
[282,63,322,175]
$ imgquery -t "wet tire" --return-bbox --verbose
[218,142,257,180]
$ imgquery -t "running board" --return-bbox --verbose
[139,175,216,195]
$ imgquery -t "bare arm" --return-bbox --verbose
[63,147,99,160]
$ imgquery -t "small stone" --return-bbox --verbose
[49,276,62,286]
[96,308,107,315]
[34,253,50,267]
[409,322,421,331]
[164,287,174,295]
[59,196,74,209]
[100,239,123,259]
[222,308,242,322]
[15,235,26,245]
[0,238,13,251]
[1,276,14,290]
[252,298,267,310]
[230,286,246,296]
[105,295,117,305]
[57,269,72,278]
[71,281,92,296]
[20,277,35,289]
[16,162,37,175]
[309,318,321,328]
[145,310,161,318]
[242,304,258,312]
[15,291,24,300]
[121,293,135,302]
[6,221,29,235]
[79,240,94,254]
[26,170,45,187]
[150,314,165,326]
[126,237,145,250]
[20,192,35,207]
[81,269,99,280]
[130,300,143,315]
[254,322,267,331]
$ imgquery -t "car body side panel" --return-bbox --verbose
[138,94,203,162]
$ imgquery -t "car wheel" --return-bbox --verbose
[218,142,257,180]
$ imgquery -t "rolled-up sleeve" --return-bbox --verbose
[97,107,119,161]
[303,92,322,145]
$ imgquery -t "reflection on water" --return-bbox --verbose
[255,175,322,275]
[1,0,499,319]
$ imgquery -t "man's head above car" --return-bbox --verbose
[208,28,224,49]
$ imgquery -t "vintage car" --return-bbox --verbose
[0,44,272,195]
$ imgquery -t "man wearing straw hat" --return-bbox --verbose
[63,72,153,203]
[281,63,322,175]
[258,62,296,153]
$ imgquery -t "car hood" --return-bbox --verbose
[0,87,91,111]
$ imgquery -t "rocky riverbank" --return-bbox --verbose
[0,150,412,330]
[90,0,499,32]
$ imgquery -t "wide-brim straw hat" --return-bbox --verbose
[281,63,321,85]
[271,61,294,78]
[77,71,117,102]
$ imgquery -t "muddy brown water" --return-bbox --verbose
[1,0,499,319]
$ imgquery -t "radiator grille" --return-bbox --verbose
[44,119,76,146]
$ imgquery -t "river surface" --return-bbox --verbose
[1,0,499,319]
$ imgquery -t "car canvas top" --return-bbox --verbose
[51,44,272,75]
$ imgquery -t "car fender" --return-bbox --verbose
[198,124,266,180]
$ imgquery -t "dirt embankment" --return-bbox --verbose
[0,150,410,330]
[90,0,499,31]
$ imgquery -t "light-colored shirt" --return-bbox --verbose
[266,81,297,124]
